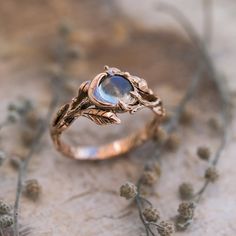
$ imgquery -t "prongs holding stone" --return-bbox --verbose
[78,80,90,95]
[89,66,163,116]
[105,66,121,76]
[129,90,163,112]
[117,100,133,112]
[130,91,141,100]
[104,65,109,71]
[124,72,130,77]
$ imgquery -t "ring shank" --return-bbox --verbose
[51,116,160,160]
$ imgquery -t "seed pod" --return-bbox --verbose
[178,202,195,220]
[141,170,158,186]
[0,215,13,228]
[197,146,211,161]
[24,179,42,201]
[0,200,11,214]
[143,207,160,222]
[179,182,194,200]
[120,182,137,200]
[205,167,219,182]
[157,221,175,236]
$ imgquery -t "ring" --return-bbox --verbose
[50,66,165,160]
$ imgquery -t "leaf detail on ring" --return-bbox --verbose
[81,108,121,125]
[53,103,70,126]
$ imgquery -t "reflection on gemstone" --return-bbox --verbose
[94,75,134,105]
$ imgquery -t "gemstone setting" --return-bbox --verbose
[94,75,134,105]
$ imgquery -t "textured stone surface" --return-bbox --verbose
[0,1,235,236]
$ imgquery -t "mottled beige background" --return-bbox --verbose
[0,1,236,235]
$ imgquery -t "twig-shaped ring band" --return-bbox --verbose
[50,66,165,160]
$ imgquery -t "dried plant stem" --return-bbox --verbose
[133,2,230,235]
[135,193,156,236]
[135,65,202,235]
[158,1,230,203]
[13,94,58,236]
[12,26,73,236]
[13,76,69,236]
[202,0,213,46]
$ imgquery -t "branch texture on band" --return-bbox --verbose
[50,66,165,160]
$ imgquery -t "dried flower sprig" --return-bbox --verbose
[129,60,202,235]
[157,0,229,231]
[0,99,33,167]
[12,23,79,236]
[121,1,229,235]
[120,181,175,236]
[175,201,195,231]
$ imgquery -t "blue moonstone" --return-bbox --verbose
[94,75,134,105]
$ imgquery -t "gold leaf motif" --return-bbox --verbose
[81,109,121,125]
[53,103,69,126]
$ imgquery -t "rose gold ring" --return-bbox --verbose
[50,66,165,160]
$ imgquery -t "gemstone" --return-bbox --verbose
[94,75,134,105]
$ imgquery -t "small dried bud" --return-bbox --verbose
[179,182,194,200]
[0,215,13,228]
[205,167,219,182]
[146,162,161,177]
[157,221,175,236]
[179,108,193,125]
[197,146,211,161]
[208,118,221,132]
[120,182,137,200]
[24,179,42,201]
[0,200,11,214]
[8,99,32,116]
[0,151,6,166]
[178,202,195,220]
[7,111,19,123]
[153,127,167,144]
[141,171,158,186]
[165,134,180,152]
[143,207,160,222]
